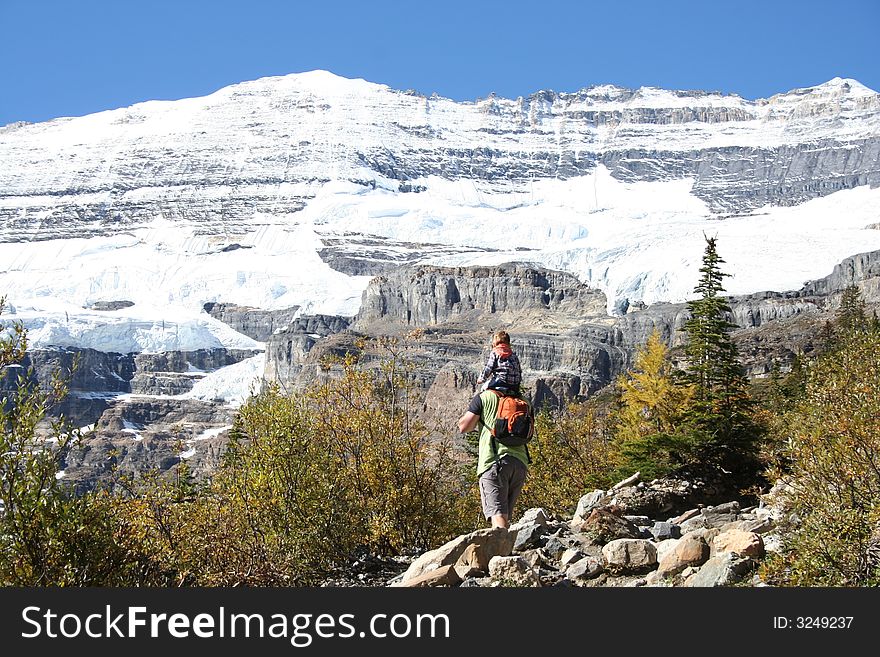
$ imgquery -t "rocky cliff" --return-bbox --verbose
[266,250,880,432]
[2,75,878,244]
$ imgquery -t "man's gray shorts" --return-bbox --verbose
[478,455,528,520]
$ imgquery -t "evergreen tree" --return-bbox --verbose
[837,285,869,336]
[681,237,761,478]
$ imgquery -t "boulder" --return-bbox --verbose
[573,490,608,523]
[601,539,658,573]
[488,556,541,587]
[395,565,462,588]
[399,527,515,584]
[611,478,697,516]
[686,553,755,587]
[512,508,550,529]
[542,536,569,560]
[650,521,680,541]
[655,538,680,564]
[657,534,710,576]
[575,508,642,544]
[713,530,765,559]
[513,523,547,552]
[565,557,604,582]
[559,548,585,567]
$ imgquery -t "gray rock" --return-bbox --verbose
[565,557,604,582]
[686,553,755,587]
[650,521,681,541]
[601,539,658,573]
[357,265,608,328]
[512,507,549,529]
[573,490,608,523]
[513,523,547,552]
[542,537,569,560]
[203,302,306,342]
[559,548,585,567]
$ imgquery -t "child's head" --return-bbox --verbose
[492,330,510,347]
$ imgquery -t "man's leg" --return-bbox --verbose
[490,513,509,529]
[479,464,508,528]
[479,457,526,529]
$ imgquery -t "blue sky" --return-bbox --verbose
[2,0,878,125]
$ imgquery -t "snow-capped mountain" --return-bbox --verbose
[2,70,879,353]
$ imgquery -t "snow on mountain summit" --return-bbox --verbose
[1,71,879,351]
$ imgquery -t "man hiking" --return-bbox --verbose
[457,383,532,529]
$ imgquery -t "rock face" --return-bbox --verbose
[62,397,235,493]
[265,249,880,440]
[2,73,877,243]
[3,345,260,491]
[202,303,302,342]
[356,265,608,329]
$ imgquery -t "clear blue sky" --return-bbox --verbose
[2,0,878,125]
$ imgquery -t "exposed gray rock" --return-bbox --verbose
[513,507,550,528]
[573,490,608,523]
[541,537,569,560]
[686,552,755,587]
[650,521,681,541]
[565,556,604,582]
[202,302,303,341]
[86,300,135,311]
[559,548,585,567]
[355,264,608,329]
[602,539,658,574]
[61,397,235,493]
[513,523,547,552]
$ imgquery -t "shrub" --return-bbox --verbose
[518,401,617,515]
[764,321,880,585]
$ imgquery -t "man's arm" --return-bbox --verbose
[457,411,479,434]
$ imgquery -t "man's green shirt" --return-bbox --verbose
[469,390,530,476]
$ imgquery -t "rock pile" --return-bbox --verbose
[388,476,780,588]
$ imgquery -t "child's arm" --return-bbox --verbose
[477,351,497,383]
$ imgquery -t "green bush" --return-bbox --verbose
[764,317,880,586]
[518,401,617,516]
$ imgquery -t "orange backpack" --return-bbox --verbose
[486,390,534,447]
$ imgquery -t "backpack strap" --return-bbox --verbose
[479,389,504,460]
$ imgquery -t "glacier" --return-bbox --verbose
[1,70,879,352]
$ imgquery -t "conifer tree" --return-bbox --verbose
[681,236,760,477]
[617,329,691,442]
[613,329,694,478]
[837,285,868,335]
